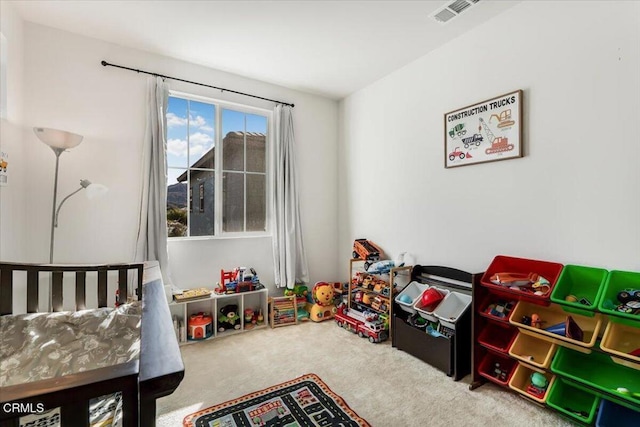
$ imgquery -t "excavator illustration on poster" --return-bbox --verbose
[479,118,514,155]
[489,109,516,128]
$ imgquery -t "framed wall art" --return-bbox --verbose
[444,89,523,168]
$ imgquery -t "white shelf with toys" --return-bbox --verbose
[168,269,269,345]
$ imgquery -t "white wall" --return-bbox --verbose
[339,1,640,273]
[17,22,339,292]
[0,1,26,261]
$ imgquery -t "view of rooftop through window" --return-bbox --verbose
[166,95,267,237]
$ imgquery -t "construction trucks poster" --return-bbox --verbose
[444,89,522,168]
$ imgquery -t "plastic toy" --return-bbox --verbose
[616,289,640,315]
[398,294,413,304]
[285,284,311,321]
[544,316,583,341]
[530,313,544,328]
[334,305,387,343]
[308,282,337,322]
[492,362,508,382]
[244,308,255,329]
[352,239,383,263]
[527,372,549,398]
[616,387,640,398]
[188,312,213,340]
[365,253,406,274]
[218,267,263,294]
[485,300,515,319]
[421,287,444,309]
[218,304,241,332]
[489,272,552,296]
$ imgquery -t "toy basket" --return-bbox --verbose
[433,291,472,329]
[551,264,608,316]
[477,321,517,354]
[477,351,517,387]
[596,399,640,427]
[480,255,563,304]
[508,362,556,404]
[413,287,449,322]
[395,281,429,314]
[547,378,600,425]
[600,321,640,370]
[508,331,557,369]
[597,270,640,324]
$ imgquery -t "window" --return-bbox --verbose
[166,94,269,238]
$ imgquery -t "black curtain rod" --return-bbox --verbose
[101,60,294,108]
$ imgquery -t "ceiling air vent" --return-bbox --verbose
[430,0,480,24]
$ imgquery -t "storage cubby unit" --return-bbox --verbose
[472,256,640,421]
[478,294,516,324]
[508,332,557,369]
[477,322,517,354]
[169,287,268,344]
[509,300,603,352]
[477,350,517,387]
[508,362,556,404]
[551,264,608,315]
[551,346,640,412]
[596,399,640,427]
[480,255,564,304]
[598,270,640,323]
[600,321,640,369]
[392,265,477,381]
[546,378,601,425]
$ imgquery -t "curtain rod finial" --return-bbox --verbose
[101,60,107,66]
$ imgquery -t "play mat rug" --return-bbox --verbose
[183,373,371,427]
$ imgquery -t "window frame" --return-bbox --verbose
[167,90,272,240]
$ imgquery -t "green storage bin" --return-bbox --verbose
[598,270,640,324]
[551,346,640,412]
[547,377,600,424]
[551,265,607,316]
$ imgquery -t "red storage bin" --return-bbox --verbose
[478,351,517,387]
[478,294,517,324]
[481,255,564,304]
[478,322,518,354]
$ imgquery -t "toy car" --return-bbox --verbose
[617,289,640,304]
[352,239,383,263]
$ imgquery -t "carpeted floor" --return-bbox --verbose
[156,320,573,427]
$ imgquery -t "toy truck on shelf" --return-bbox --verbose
[334,305,388,343]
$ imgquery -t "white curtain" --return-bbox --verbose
[271,105,309,288]
[134,76,172,292]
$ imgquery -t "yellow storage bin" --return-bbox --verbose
[509,300,602,353]
[508,362,556,404]
[600,321,640,370]
[509,332,557,369]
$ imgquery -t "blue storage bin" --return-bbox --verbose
[596,399,640,427]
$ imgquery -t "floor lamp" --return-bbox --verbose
[34,127,108,263]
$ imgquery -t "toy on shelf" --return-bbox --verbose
[489,272,551,296]
[187,312,213,340]
[615,289,640,315]
[308,282,338,322]
[217,267,264,294]
[173,287,212,302]
[352,239,383,265]
[484,300,516,319]
[526,372,549,399]
[218,304,241,332]
[270,296,298,328]
[284,284,311,321]
[364,252,407,274]
[244,308,256,329]
[544,315,584,341]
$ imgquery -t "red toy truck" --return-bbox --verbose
[334,305,388,343]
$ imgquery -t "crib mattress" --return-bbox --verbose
[0,302,141,387]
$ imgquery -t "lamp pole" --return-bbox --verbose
[49,147,64,264]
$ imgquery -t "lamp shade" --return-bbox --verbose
[33,127,83,149]
[85,182,109,200]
